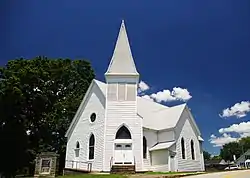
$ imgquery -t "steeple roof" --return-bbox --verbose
[105,20,139,76]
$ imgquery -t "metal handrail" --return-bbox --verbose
[65,160,92,172]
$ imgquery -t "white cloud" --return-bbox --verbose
[150,87,192,103]
[138,81,150,94]
[137,80,192,103]
[210,134,216,139]
[219,121,250,138]
[172,87,192,101]
[141,95,154,101]
[150,89,175,102]
[220,101,250,118]
[209,133,238,147]
[209,121,250,147]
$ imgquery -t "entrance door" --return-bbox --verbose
[124,144,133,164]
[114,143,133,165]
[170,155,175,171]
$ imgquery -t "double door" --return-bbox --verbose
[114,143,133,165]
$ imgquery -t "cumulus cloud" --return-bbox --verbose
[151,90,175,102]
[209,133,238,147]
[138,81,150,94]
[219,121,250,138]
[150,87,192,103]
[209,121,250,147]
[141,95,154,101]
[220,101,250,118]
[137,80,192,103]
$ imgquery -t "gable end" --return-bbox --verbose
[175,105,201,137]
[185,106,201,136]
[65,80,105,138]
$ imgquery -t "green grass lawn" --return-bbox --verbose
[144,171,203,176]
[58,174,128,178]
[58,171,203,178]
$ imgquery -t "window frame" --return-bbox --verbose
[115,126,132,139]
[40,158,52,175]
[90,113,97,123]
[118,83,126,101]
[143,136,147,159]
[181,137,186,159]
[107,83,118,101]
[89,134,95,160]
[191,139,195,160]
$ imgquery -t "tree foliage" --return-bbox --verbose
[220,137,250,161]
[203,151,211,160]
[0,56,95,176]
[211,155,222,160]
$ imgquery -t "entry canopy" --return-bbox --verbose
[149,141,175,151]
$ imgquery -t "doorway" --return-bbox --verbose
[114,125,133,165]
[169,153,176,171]
[114,143,133,164]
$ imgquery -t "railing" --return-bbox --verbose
[65,160,92,172]
[110,156,113,170]
[134,156,136,168]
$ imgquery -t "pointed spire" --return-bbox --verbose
[105,20,139,76]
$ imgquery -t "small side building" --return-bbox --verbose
[205,159,227,171]
[236,149,250,168]
[34,152,59,177]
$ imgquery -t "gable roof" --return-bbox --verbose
[66,79,201,137]
[105,20,139,76]
[205,159,227,165]
[141,102,186,130]
[95,80,188,130]
[236,149,250,162]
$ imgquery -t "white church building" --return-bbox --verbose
[65,21,205,173]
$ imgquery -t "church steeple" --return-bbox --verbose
[105,20,139,76]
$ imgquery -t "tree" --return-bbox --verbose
[203,151,211,160]
[0,57,95,176]
[220,142,242,161]
[219,137,250,162]
[211,155,222,160]
[239,137,250,153]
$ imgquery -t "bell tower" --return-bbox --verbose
[103,20,143,172]
[105,20,139,96]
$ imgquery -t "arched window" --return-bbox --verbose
[115,126,131,139]
[89,134,95,160]
[75,141,80,157]
[76,141,80,149]
[181,137,185,159]
[191,140,195,160]
[143,136,147,159]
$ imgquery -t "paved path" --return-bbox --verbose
[187,170,250,178]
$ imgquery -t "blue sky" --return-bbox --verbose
[1,0,250,155]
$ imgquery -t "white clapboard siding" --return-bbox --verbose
[103,99,143,172]
[175,108,203,172]
[65,83,105,171]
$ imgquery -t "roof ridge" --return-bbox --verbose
[152,103,187,114]
[138,96,169,108]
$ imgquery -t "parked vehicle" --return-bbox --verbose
[224,165,241,170]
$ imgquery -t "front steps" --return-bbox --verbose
[111,165,135,174]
